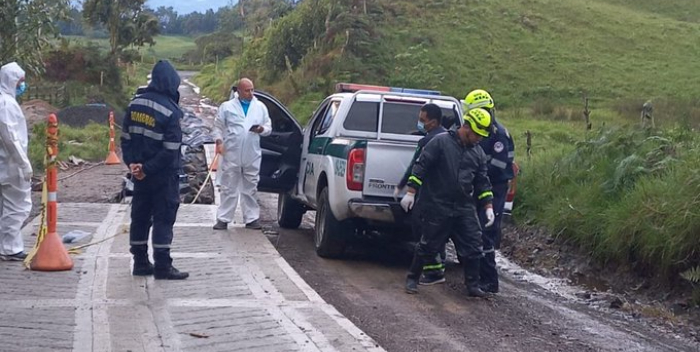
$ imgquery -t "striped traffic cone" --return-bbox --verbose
[26,113,74,271]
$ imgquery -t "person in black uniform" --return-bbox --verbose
[121,60,189,280]
[401,108,495,297]
[395,103,447,285]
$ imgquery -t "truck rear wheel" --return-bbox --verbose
[315,187,349,258]
[277,192,304,229]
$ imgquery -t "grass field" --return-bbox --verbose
[28,122,114,169]
[386,0,700,110]
[63,35,196,62]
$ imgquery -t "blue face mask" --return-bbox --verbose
[16,82,27,97]
[239,97,251,104]
[417,121,426,133]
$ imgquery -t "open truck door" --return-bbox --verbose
[250,90,303,193]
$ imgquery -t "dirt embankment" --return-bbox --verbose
[22,99,58,131]
[501,220,700,336]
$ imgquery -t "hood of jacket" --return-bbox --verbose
[0,62,25,99]
[146,60,180,102]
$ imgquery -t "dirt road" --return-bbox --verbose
[256,193,698,352]
[47,73,699,351]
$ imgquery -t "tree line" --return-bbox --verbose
[59,0,303,38]
[0,0,302,75]
[59,5,222,37]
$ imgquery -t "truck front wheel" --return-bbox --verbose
[314,187,349,258]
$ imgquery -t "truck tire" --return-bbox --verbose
[314,187,349,258]
[277,192,304,229]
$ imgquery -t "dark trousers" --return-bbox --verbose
[478,182,509,287]
[408,205,482,286]
[410,203,446,277]
[130,173,180,270]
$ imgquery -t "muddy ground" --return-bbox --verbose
[257,193,699,351]
[28,73,700,351]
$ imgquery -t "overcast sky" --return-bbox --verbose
[147,0,234,14]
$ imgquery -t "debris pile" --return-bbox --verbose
[180,111,215,204]
[181,145,215,204]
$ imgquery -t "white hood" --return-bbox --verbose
[0,62,25,99]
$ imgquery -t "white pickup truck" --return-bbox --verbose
[246,83,463,258]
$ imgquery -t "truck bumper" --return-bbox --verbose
[347,198,412,224]
[348,200,395,222]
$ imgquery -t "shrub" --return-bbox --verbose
[44,42,122,92]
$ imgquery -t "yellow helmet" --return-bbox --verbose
[464,108,492,137]
[463,89,494,111]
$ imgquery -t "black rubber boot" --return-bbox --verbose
[406,251,425,294]
[479,251,499,293]
[481,283,499,294]
[131,247,153,276]
[419,272,446,285]
[405,277,419,294]
[463,258,488,298]
[132,257,154,276]
[154,266,190,280]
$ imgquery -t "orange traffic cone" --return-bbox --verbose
[105,111,121,165]
[27,113,74,271]
[29,231,74,271]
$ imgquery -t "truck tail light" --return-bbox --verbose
[347,148,365,191]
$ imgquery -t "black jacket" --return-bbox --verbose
[407,130,493,214]
[398,125,447,189]
[121,60,183,177]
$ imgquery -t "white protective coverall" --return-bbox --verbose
[214,96,272,224]
[0,62,31,256]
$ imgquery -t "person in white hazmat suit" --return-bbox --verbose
[213,78,271,230]
[0,62,31,261]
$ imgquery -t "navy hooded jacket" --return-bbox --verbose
[121,60,183,177]
[480,119,515,184]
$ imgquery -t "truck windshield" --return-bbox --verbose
[344,101,458,135]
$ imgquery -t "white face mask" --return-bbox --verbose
[417,121,426,133]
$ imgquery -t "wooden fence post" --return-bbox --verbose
[583,96,592,131]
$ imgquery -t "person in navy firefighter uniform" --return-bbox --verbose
[121,60,189,280]
[463,89,515,293]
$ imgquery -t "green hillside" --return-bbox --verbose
[603,0,700,23]
[376,0,700,107]
[421,0,700,105]
[199,0,700,114]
